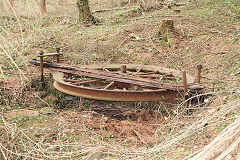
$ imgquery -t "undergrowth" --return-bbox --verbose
[0,0,239,159]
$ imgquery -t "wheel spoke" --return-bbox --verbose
[137,71,158,75]
[138,74,176,80]
[103,67,110,72]
[63,78,81,82]
[135,69,141,75]
[61,65,184,92]
[71,79,102,85]
[104,81,115,90]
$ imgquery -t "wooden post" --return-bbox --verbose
[104,81,114,90]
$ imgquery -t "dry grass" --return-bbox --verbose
[0,94,239,159]
[0,0,240,159]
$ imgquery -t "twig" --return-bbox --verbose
[95,14,185,25]
[191,116,240,160]
[133,130,148,146]
[6,131,20,148]
[174,3,188,6]
[229,53,240,61]
[216,135,240,160]
[93,7,128,13]
[0,143,8,160]
[117,38,129,49]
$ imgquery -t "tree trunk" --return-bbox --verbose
[77,0,96,25]
[38,0,46,15]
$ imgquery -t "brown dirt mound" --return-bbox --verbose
[104,119,157,146]
[57,108,165,146]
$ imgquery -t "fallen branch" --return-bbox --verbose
[174,3,188,6]
[190,116,240,160]
[216,135,240,160]
[6,131,20,148]
[93,7,128,13]
[0,143,8,160]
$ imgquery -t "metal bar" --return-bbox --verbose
[104,81,114,90]
[121,64,126,73]
[182,71,187,94]
[138,74,176,80]
[39,51,44,81]
[56,47,60,63]
[53,79,182,101]
[30,60,185,91]
[55,68,183,91]
[136,71,158,75]
[71,79,101,85]
[36,53,62,57]
[135,69,141,75]
[63,79,80,82]
[196,64,202,84]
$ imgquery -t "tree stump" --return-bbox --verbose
[161,19,174,30]
[77,0,96,25]
[158,19,174,39]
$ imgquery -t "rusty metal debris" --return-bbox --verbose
[182,70,188,94]
[36,47,62,81]
[29,51,205,101]
[197,64,203,84]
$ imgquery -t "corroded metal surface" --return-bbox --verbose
[53,72,182,101]
[30,59,201,101]
[82,64,195,83]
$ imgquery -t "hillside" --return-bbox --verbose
[0,0,239,159]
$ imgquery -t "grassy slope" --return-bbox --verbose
[0,0,239,159]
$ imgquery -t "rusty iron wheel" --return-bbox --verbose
[53,64,195,101]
